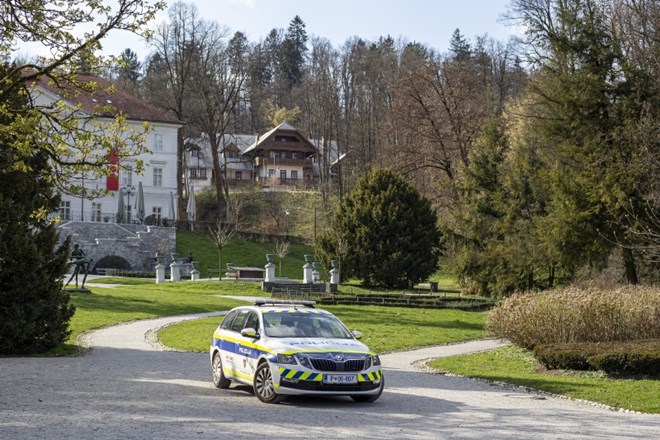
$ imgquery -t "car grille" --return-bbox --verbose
[310,358,368,372]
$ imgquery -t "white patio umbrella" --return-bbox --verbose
[134,181,145,223]
[186,186,196,230]
[116,188,125,223]
[168,191,177,221]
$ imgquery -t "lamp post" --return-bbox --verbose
[80,173,85,222]
[285,209,290,237]
[123,185,135,223]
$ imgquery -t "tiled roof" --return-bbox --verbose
[35,74,181,125]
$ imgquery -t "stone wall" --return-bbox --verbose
[57,221,176,273]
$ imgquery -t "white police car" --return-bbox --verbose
[209,300,384,403]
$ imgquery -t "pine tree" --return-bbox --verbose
[449,28,471,61]
[512,0,657,283]
[318,169,441,288]
[279,15,308,90]
[0,65,75,354]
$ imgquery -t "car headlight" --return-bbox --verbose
[277,354,297,365]
[372,355,381,366]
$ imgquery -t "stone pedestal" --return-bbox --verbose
[170,262,181,281]
[264,262,276,282]
[303,262,314,284]
[155,263,165,284]
[330,268,340,285]
[191,269,200,281]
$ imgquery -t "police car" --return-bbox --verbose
[209,300,384,403]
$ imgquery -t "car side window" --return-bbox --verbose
[219,310,237,330]
[244,312,259,332]
[229,310,250,333]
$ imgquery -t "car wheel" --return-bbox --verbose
[212,352,231,389]
[253,362,283,404]
[351,377,384,403]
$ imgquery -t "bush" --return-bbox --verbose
[534,340,660,375]
[317,169,442,289]
[486,285,660,349]
[533,343,592,371]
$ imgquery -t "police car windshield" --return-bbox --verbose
[263,311,353,339]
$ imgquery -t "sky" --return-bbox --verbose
[16,0,519,61]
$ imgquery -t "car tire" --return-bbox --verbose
[253,362,283,404]
[350,377,384,403]
[212,352,231,389]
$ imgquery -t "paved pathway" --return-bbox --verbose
[1,309,659,439]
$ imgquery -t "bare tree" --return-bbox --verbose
[146,2,216,213]
[273,240,290,277]
[209,220,235,278]
[187,27,247,219]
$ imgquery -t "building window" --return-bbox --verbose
[153,167,163,187]
[268,169,275,177]
[280,151,286,159]
[121,165,133,187]
[269,150,276,159]
[154,133,164,151]
[152,207,162,222]
[92,203,102,222]
[235,171,242,180]
[280,170,286,179]
[291,170,298,179]
[60,201,71,221]
[292,152,297,160]
[190,168,207,180]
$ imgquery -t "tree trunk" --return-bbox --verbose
[622,247,639,285]
[548,264,555,289]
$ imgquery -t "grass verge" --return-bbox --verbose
[55,280,266,355]
[159,305,488,353]
[428,345,660,414]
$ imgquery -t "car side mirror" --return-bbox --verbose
[352,330,363,340]
[241,327,259,339]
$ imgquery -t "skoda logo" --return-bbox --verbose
[334,354,344,361]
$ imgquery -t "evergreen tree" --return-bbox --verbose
[512,0,657,283]
[449,28,471,61]
[318,169,442,288]
[279,15,308,90]
[114,48,142,94]
[0,65,75,354]
[447,115,561,296]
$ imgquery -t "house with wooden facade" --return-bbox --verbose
[184,122,336,193]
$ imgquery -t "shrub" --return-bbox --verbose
[486,285,660,349]
[534,340,660,375]
[317,169,442,289]
[533,343,592,370]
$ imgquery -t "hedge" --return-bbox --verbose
[534,339,660,375]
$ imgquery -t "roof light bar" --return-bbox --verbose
[253,299,316,308]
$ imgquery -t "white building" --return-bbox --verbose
[32,75,182,225]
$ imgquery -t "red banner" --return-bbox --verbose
[107,151,119,191]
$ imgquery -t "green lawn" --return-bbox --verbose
[59,280,265,354]
[159,305,488,353]
[428,345,660,414]
[176,230,316,280]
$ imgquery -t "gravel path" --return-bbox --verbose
[1,311,658,439]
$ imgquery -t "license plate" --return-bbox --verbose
[323,374,358,384]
